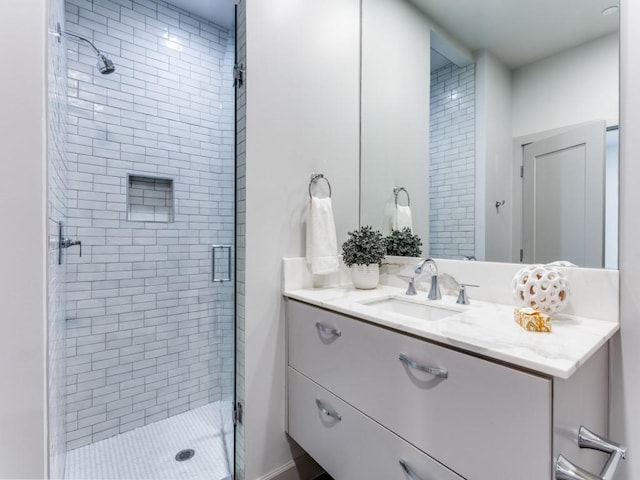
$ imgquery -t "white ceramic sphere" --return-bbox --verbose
[512,264,569,314]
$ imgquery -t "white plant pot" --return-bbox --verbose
[350,264,379,289]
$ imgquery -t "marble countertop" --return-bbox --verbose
[284,284,619,379]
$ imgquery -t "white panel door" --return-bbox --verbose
[522,121,605,267]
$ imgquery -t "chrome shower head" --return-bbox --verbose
[97,54,116,75]
[57,22,116,75]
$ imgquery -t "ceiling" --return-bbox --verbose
[164,0,235,28]
[166,0,618,69]
[415,0,619,69]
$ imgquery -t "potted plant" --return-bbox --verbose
[341,225,386,289]
[385,227,423,257]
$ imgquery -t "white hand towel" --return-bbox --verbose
[393,205,413,232]
[306,197,340,275]
[382,202,395,236]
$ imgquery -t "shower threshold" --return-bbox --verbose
[64,401,233,480]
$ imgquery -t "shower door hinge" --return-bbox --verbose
[520,249,524,262]
[233,63,245,88]
[520,165,524,178]
[234,401,243,426]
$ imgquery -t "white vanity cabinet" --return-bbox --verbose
[285,299,610,480]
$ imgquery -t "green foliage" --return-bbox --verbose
[341,225,386,267]
[385,227,423,257]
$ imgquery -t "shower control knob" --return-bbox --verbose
[61,238,82,257]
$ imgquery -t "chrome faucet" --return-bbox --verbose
[414,258,441,300]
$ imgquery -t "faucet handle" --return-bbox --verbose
[398,275,417,295]
[405,278,417,295]
[456,283,479,305]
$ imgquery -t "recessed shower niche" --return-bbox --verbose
[127,174,174,223]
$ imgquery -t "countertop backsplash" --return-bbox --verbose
[283,256,619,322]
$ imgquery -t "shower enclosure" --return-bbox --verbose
[47,0,236,478]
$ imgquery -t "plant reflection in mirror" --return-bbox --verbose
[385,227,423,257]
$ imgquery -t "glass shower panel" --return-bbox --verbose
[60,0,236,478]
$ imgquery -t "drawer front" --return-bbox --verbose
[288,367,465,480]
[287,300,552,480]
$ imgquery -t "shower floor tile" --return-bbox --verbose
[65,401,234,480]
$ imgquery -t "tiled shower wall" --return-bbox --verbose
[64,0,235,450]
[429,63,476,259]
[48,0,69,476]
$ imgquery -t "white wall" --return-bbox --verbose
[244,0,361,478]
[0,1,48,478]
[360,0,430,245]
[511,33,619,138]
[611,0,640,478]
[475,50,513,262]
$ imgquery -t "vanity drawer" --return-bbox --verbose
[287,300,552,480]
[288,367,464,480]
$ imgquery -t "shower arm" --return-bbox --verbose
[55,22,102,57]
[62,30,102,57]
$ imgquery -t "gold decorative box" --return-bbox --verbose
[514,307,552,333]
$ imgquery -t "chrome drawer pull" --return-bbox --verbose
[399,459,425,480]
[315,399,342,421]
[556,455,601,480]
[579,426,626,458]
[556,426,627,480]
[315,322,341,337]
[399,353,448,379]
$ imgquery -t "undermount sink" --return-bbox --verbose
[358,296,462,321]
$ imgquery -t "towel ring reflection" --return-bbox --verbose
[394,187,410,207]
[309,173,332,199]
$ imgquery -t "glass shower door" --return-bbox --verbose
[58,0,236,478]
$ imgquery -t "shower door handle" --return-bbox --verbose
[211,245,232,282]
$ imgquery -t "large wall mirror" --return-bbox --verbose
[360,0,619,268]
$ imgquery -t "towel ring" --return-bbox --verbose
[309,173,332,199]
[394,187,410,207]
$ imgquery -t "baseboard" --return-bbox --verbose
[256,453,324,480]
